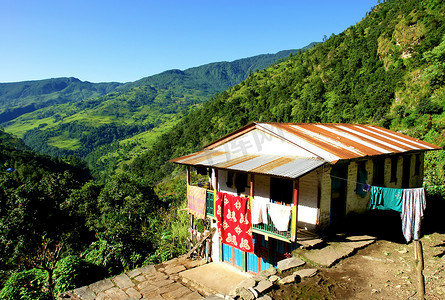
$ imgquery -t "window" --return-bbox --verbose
[226,171,249,194]
[390,156,398,183]
[270,177,293,205]
[373,158,385,186]
[415,154,420,175]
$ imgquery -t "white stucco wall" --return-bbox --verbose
[298,170,319,230]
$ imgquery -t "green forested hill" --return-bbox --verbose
[0,77,122,123]
[128,0,445,187]
[2,48,313,177]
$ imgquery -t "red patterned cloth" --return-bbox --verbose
[216,192,254,253]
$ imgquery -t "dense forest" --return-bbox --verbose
[0,0,444,298]
[0,128,188,299]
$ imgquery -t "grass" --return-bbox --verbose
[48,135,81,150]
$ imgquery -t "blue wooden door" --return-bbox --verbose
[234,248,243,268]
[247,252,259,273]
[222,243,233,264]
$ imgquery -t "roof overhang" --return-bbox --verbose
[170,150,327,179]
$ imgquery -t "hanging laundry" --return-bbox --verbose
[267,203,292,231]
[187,185,207,219]
[401,188,426,243]
[251,198,268,225]
[369,186,403,212]
[362,184,371,193]
[216,192,254,253]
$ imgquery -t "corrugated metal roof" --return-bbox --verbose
[205,122,442,162]
[170,149,326,179]
[170,122,441,178]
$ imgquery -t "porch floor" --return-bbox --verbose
[179,262,251,296]
[296,228,324,249]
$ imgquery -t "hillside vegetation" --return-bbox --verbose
[2,48,312,177]
[127,0,444,189]
[0,77,121,123]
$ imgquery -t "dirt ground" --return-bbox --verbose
[270,198,445,299]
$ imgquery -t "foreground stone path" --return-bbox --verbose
[62,256,207,300]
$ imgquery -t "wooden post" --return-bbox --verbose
[291,178,299,242]
[414,239,425,299]
[186,165,191,185]
[242,174,254,272]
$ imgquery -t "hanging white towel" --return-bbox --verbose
[267,203,291,231]
[401,187,426,243]
[251,198,268,225]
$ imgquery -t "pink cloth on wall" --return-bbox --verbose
[188,185,207,219]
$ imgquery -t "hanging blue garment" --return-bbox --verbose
[369,186,403,212]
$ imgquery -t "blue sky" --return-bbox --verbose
[0,0,378,83]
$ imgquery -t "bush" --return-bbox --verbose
[0,269,50,300]
[53,255,107,296]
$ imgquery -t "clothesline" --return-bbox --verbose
[329,174,437,190]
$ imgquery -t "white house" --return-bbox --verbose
[171,122,441,273]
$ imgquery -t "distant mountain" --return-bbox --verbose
[1,46,316,177]
[127,0,445,186]
[120,46,317,94]
[0,77,122,123]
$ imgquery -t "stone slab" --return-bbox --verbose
[294,268,318,278]
[183,291,204,299]
[164,264,186,274]
[278,274,296,285]
[158,282,183,295]
[301,243,355,267]
[277,257,305,272]
[104,287,129,300]
[151,278,175,288]
[255,280,273,294]
[125,287,142,298]
[127,269,142,278]
[89,278,115,293]
[166,285,194,298]
[138,265,156,274]
[73,286,96,300]
[113,273,134,289]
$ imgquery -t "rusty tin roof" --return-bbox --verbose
[170,122,441,178]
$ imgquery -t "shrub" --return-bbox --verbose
[0,269,50,300]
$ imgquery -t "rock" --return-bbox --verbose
[255,280,273,294]
[258,268,277,277]
[294,268,318,278]
[278,274,296,285]
[248,287,259,298]
[268,275,280,283]
[138,265,156,274]
[277,257,305,272]
[237,287,255,300]
[73,286,96,300]
[89,279,114,293]
[257,295,272,300]
[236,278,257,290]
[127,269,142,278]
[125,287,142,299]
[112,273,134,289]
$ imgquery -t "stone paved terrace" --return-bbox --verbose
[61,256,209,300]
